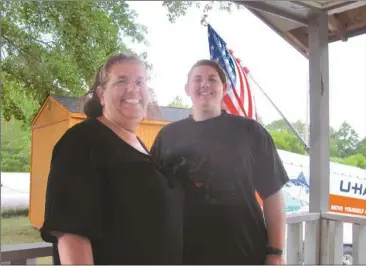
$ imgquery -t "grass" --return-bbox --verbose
[1,216,53,264]
[1,216,41,245]
[1,207,29,219]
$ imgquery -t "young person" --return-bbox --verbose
[151,59,289,265]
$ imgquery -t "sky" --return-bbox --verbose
[127,1,366,138]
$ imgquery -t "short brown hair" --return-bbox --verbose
[187,59,227,85]
[81,53,145,118]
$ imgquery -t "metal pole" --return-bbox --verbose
[244,68,310,153]
[304,72,310,144]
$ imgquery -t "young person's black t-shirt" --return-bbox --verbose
[150,110,289,265]
[40,118,184,265]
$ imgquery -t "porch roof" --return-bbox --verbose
[234,0,366,58]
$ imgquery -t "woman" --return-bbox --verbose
[40,53,183,265]
[151,59,289,265]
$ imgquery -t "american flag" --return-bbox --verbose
[207,24,257,120]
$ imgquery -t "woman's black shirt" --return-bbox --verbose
[40,118,183,265]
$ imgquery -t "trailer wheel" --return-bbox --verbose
[343,245,353,265]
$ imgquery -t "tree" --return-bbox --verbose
[331,122,359,158]
[167,96,190,108]
[269,130,306,155]
[1,116,31,172]
[1,1,148,123]
[266,119,306,140]
[266,119,288,132]
[293,120,305,137]
[354,137,366,157]
[341,153,366,169]
[329,137,341,158]
[162,1,242,23]
[0,88,39,172]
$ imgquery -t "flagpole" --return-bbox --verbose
[244,67,310,153]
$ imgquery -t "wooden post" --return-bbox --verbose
[308,10,330,264]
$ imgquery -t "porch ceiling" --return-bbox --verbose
[233,0,366,58]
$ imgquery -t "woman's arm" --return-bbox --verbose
[56,233,94,264]
[40,128,103,264]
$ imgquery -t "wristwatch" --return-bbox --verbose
[265,246,284,256]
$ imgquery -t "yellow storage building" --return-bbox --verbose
[30,94,190,229]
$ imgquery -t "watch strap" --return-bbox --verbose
[265,246,284,256]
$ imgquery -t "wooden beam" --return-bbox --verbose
[233,1,308,26]
[291,0,358,12]
[243,7,309,59]
[343,4,366,31]
[328,14,348,41]
[291,0,323,9]
[285,27,309,56]
[232,1,366,59]
[308,13,331,263]
[334,4,366,28]
[327,1,366,15]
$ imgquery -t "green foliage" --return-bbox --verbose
[162,1,242,23]
[269,130,306,155]
[1,0,148,122]
[267,119,305,138]
[267,119,366,169]
[1,0,151,172]
[1,207,29,218]
[1,115,31,172]
[1,216,44,247]
[354,137,366,157]
[331,122,359,158]
[341,153,366,169]
[330,137,341,158]
[330,157,344,164]
[167,96,190,108]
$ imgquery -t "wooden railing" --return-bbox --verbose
[1,242,52,265]
[285,212,366,265]
[320,212,366,265]
[1,212,365,265]
[285,212,321,264]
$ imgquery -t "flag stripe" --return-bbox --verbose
[223,95,240,116]
[243,71,253,118]
[232,58,248,117]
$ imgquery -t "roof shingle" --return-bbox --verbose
[51,94,191,122]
